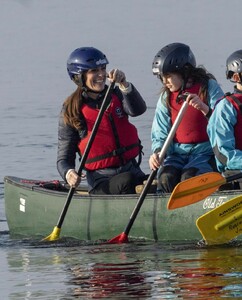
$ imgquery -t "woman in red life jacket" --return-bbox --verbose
[149,42,224,193]
[57,47,147,194]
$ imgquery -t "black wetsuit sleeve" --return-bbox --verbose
[56,108,80,181]
[115,84,147,116]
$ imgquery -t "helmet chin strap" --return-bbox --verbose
[230,73,242,84]
[82,85,108,100]
[73,74,107,98]
[85,87,103,94]
[176,72,188,103]
[73,74,84,87]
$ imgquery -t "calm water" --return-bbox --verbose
[1,0,242,299]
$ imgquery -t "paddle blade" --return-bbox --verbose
[41,226,61,241]
[196,195,242,245]
[167,172,225,210]
[107,232,129,244]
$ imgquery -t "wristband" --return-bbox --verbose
[119,82,132,94]
[66,169,75,181]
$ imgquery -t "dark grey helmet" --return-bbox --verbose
[226,50,242,79]
[152,42,196,76]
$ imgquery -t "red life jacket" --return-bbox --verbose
[78,93,141,170]
[170,83,209,144]
[224,93,242,150]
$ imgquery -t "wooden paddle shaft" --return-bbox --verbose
[124,100,189,235]
[158,101,189,161]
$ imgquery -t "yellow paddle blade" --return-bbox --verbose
[196,195,242,245]
[41,226,61,241]
[167,172,225,210]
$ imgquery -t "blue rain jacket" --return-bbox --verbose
[151,79,224,160]
[207,88,242,172]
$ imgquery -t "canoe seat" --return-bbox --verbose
[76,190,89,195]
[135,180,158,194]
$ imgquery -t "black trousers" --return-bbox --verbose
[90,171,138,195]
[157,165,205,193]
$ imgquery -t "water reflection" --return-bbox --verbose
[63,243,242,299]
[69,262,149,298]
[165,247,242,299]
[6,247,68,299]
[2,240,242,299]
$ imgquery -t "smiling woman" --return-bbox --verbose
[84,66,107,92]
[57,46,147,195]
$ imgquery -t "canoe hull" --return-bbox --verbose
[4,176,242,242]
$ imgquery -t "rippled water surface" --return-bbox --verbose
[1,0,242,299]
[1,235,242,299]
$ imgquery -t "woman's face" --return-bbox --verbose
[161,73,183,92]
[84,66,107,92]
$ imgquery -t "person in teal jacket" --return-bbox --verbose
[207,50,242,188]
[149,43,224,193]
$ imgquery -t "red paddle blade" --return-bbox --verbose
[167,172,225,210]
[107,232,129,244]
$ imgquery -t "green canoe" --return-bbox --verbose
[4,175,242,242]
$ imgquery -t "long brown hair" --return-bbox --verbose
[62,86,84,130]
[160,65,217,106]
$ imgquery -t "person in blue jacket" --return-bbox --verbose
[149,42,224,193]
[57,47,147,194]
[207,50,242,188]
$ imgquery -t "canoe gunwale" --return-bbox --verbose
[4,175,242,199]
[3,176,159,200]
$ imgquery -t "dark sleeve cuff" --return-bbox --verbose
[205,107,212,119]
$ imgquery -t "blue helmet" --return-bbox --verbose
[67,47,109,80]
[152,43,196,77]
